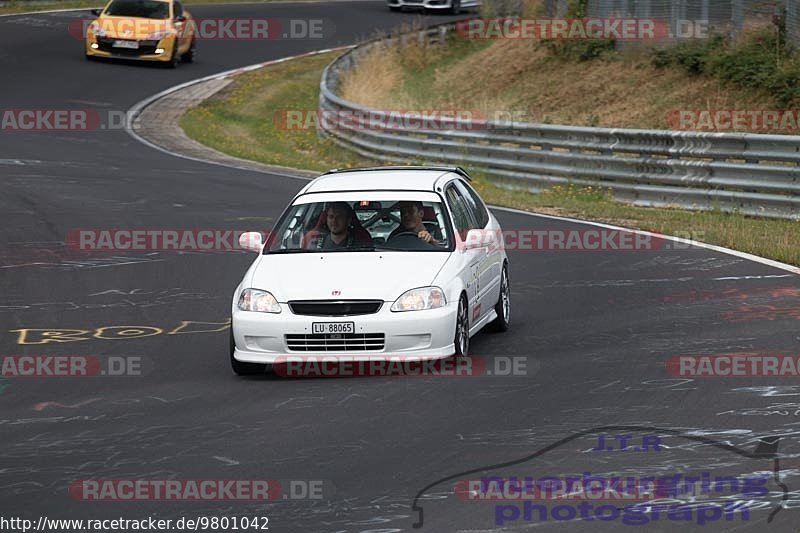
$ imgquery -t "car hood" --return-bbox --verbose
[93,16,171,40]
[250,252,450,302]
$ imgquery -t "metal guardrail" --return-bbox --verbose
[318,24,800,219]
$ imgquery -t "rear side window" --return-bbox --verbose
[456,179,490,229]
[445,184,474,240]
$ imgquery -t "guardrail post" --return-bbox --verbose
[787,0,800,48]
[731,0,743,40]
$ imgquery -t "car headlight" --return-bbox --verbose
[237,289,281,313]
[146,30,172,41]
[89,22,107,37]
[391,287,446,312]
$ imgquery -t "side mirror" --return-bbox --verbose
[91,8,102,15]
[239,232,263,253]
[174,15,186,22]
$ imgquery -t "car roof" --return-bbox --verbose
[301,167,468,194]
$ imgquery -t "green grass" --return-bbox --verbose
[180,49,800,267]
[181,51,370,172]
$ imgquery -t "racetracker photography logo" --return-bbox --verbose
[411,425,790,528]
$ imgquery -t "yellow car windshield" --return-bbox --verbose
[104,0,170,19]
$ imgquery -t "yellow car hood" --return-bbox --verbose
[92,16,171,40]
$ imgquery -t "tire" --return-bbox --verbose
[181,37,196,63]
[230,328,267,375]
[489,263,510,332]
[389,5,401,11]
[453,294,469,357]
[448,0,461,14]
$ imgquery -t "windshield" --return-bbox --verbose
[265,197,453,253]
[104,0,170,19]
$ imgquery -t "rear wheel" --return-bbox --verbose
[389,5,401,11]
[230,328,268,375]
[489,264,510,332]
[453,294,469,357]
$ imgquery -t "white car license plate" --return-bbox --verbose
[113,40,139,49]
[312,322,354,334]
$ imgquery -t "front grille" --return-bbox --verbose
[285,333,385,352]
[96,38,159,56]
[288,300,383,316]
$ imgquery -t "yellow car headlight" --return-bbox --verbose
[146,30,172,41]
[89,21,107,38]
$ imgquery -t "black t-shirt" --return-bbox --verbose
[316,231,356,250]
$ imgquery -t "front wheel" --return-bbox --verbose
[490,264,510,332]
[453,294,469,357]
[166,38,180,68]
[230,328,268,375]
[181,37,196,63]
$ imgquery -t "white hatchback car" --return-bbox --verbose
[230,166,510,375]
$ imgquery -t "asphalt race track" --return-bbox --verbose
[1,2,799,531]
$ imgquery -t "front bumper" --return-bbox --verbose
[232,301,458,364]
[387,0,454,9]
[85,36,173,62]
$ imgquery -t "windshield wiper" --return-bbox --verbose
[265,248,313,255]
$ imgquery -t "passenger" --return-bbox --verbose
[313,202,359,250]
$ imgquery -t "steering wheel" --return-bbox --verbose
[387,231,435,250]
[390,231,420,239]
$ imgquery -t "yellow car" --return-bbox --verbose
[85,0,196,67]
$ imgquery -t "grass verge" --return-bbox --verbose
[180,49,800,267]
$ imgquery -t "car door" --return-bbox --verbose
[444,182,482,327]
[454,179,499,322]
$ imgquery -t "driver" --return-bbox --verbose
[389,201,442,245]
